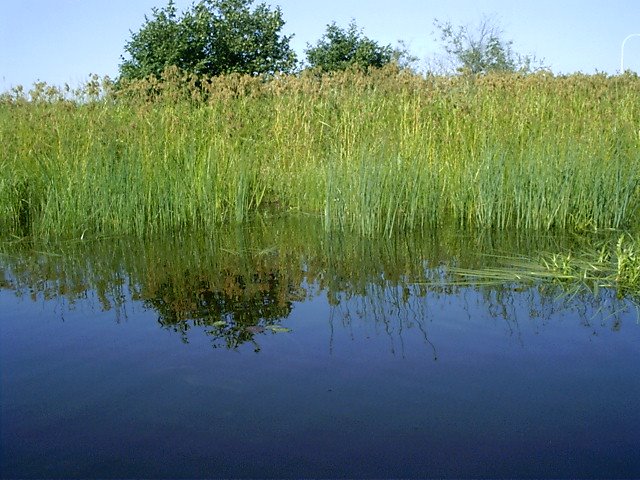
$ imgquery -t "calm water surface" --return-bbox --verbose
[1,221,639,478]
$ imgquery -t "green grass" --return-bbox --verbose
[1,67,639,238]
[449,233,640,300]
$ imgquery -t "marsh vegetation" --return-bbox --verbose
[3,68,639,236]
[2,67,639,293]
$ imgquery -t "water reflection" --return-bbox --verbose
[148,267,296,351]
[2,219,639,478]
[1,217,635,351]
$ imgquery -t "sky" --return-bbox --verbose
[1,0,639,91]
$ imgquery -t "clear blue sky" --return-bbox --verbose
[1,0,639,90]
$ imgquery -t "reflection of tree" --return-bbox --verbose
[328,278,638,360]
[1,218,636,353]
[143,268,294,351]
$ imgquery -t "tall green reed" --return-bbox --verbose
[1,67,639,238]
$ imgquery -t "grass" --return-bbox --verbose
[450,233,640,301]
[1,67,639,239]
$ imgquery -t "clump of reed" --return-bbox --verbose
[1,66,639,238]
[450,233,640,299]
[540,234,640,295]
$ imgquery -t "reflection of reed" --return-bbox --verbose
[0,218,635,350]
[328,283,439,360]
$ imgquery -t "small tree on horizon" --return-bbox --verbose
[304,20,394,72]
[119,0,297,81]
[432,16,546,75]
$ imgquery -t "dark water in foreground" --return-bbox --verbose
[1,220,639,478]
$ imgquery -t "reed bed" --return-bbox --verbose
[2,67,639,238]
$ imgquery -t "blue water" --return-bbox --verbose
[2,279,639,478]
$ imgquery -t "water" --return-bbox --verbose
[1,220,639,478]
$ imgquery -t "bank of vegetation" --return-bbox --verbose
[3,0,639,298]
[2,67,639,240]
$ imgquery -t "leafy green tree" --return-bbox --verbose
[305,20,394,72]
[433,17,544,74]
[119,0,297,81]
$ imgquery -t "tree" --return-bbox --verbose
[119,0,297,81]
[433,17,545,74]
[305,20,394,72]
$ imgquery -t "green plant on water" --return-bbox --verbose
[450,233,640,301]
[1,67,639,239]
